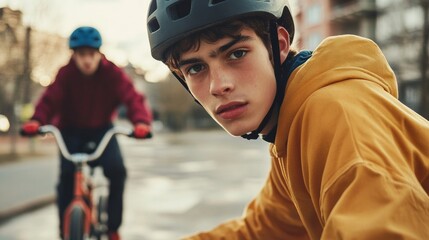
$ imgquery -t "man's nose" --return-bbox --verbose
[209,67,234,96]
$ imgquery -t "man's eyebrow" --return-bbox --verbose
[178,58,201,68]
[217,35,251,54]
[178,35,252,68]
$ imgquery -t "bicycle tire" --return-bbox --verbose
[68,207,85,240]
[97,195,108,224]
[95,196,109,240]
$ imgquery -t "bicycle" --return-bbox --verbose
[25,124,151,240]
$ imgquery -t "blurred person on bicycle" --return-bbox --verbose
[22,26,152,240]
[146,0,429,239]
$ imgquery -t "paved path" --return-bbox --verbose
[0,157,57,222]
[0,130,271,239]
[0,137,58,223]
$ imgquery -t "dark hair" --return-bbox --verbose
[164,16,296,79]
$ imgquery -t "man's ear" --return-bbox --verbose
[71,50,77,60]
[277,26,291,64]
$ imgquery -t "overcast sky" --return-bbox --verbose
[0,0,169,82]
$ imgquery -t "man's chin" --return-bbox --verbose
[223,126,256,137]
[81,69,96,76]
[215,117,259,137]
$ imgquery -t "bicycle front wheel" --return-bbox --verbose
[97,196,108,224]
[95,196,109,240]
[68,207,85,240]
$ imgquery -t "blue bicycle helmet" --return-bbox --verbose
[69,26,102,49]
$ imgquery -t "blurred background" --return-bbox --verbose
[0,0,428,239]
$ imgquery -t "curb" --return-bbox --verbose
[0,195,55,225]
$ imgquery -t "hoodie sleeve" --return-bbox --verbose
[115,69,153,125]
[31,69,65,124]
[320,161,429,239]
[182,156,310,240]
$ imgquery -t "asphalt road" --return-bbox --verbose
[0,130,271,240]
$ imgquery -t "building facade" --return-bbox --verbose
[294,0,377,50]
[293,0,427,112]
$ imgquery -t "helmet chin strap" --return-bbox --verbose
[240,103,276,140]
[241,20,282,140]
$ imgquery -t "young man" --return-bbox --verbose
[146,0,429,239]
[22,26,152,240]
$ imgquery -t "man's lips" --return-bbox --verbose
[215,102,248,120]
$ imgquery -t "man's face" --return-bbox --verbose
[72,47,102,76]
[178,27,277,136]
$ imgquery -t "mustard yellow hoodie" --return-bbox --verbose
[184,35,429,240]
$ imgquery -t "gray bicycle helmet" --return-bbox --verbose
[147,0,294,61]
[147,0,295,140]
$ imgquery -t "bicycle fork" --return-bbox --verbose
[63,164,92,239]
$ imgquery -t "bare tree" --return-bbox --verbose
[8,26,31,155]
[0,2,67,155]
[0,9,26,155]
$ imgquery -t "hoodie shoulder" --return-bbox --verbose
[319,34,375,48]
[275,35,399,155]
[54,59,76,81]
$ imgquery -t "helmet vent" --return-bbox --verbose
[148,18,160,33]
[167,0,192,20]
[210,0,227,5]
[148,1,157,15]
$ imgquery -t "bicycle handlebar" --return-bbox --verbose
[38,125,145,163]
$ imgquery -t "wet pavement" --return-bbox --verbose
[0,130,271,239]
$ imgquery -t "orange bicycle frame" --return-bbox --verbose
[62,165,92,238]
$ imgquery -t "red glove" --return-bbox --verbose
[21,120,40,136]
[133,123,151,139]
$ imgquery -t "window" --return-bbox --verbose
[306,4,322,26]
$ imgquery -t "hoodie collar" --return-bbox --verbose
[262,50,313,143]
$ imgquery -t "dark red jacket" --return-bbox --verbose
[32,56,152,129]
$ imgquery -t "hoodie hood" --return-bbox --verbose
[274,35,398,157]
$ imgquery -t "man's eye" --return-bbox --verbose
[188,64,204,75]
[230,50,247,60]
